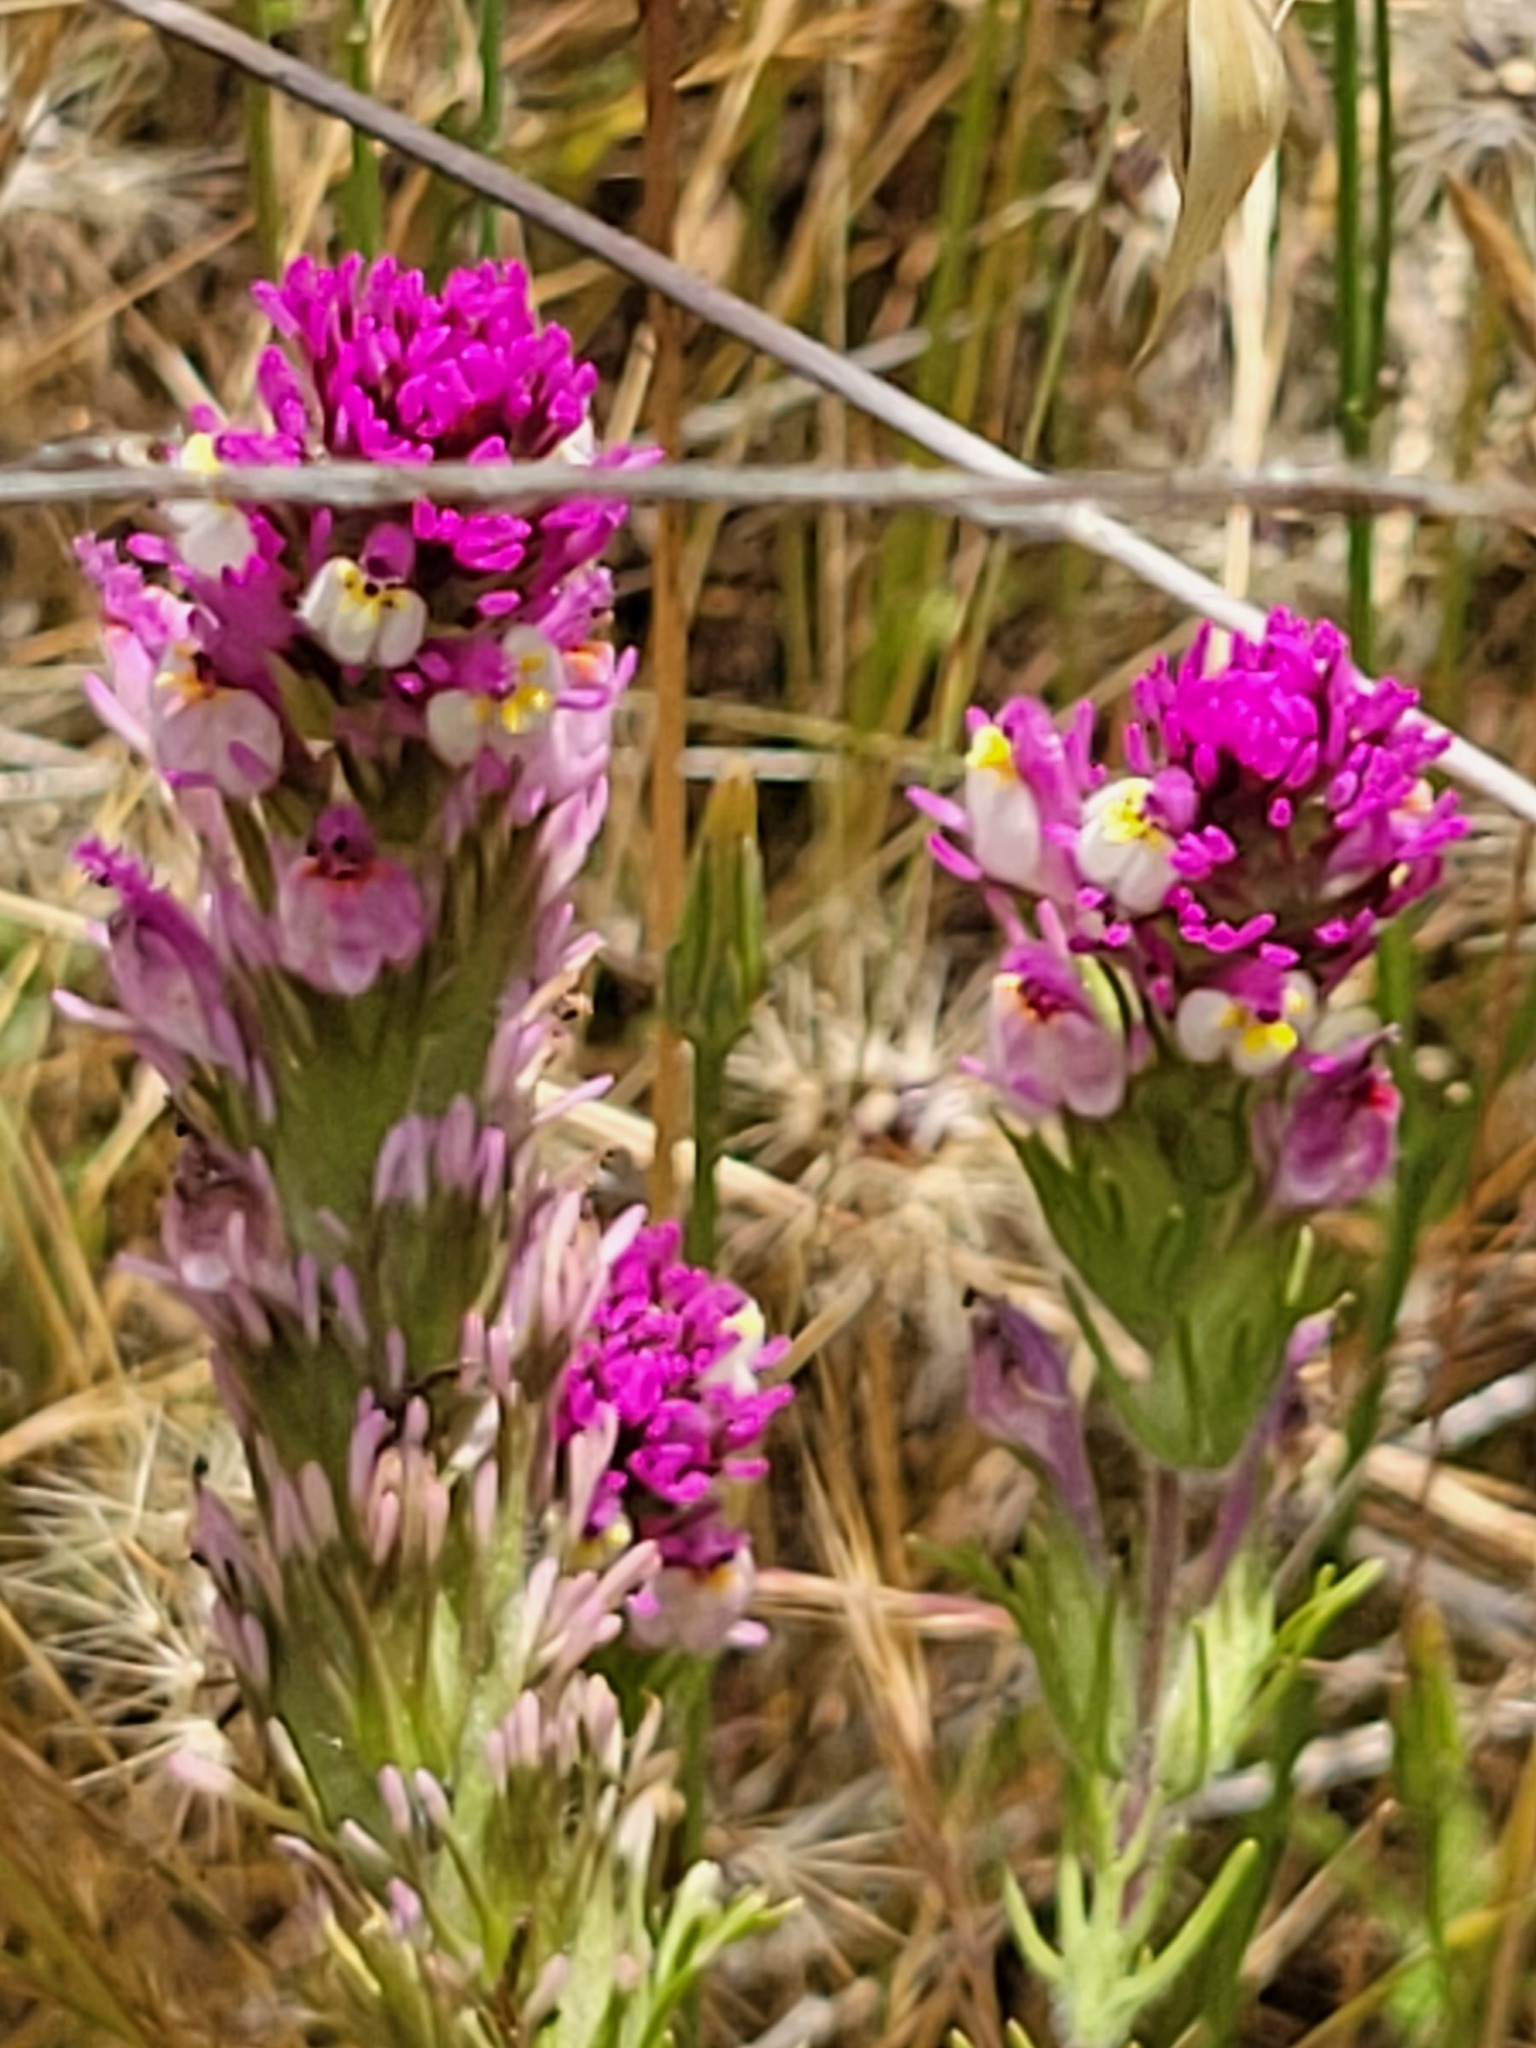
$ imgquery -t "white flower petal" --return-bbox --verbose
[174,503,258,579]
[502,624,561,696]
[554,418,597,465]
[964,764,1043,891]
[426,691,492,768]
[374,589,427,668]
[1078,777,1175,914]
[1280,971,1318,1035]
[1175,988,1236,1064]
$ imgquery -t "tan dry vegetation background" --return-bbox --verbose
[8,2,1536,2044]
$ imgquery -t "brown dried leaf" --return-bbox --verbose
[1447,173,1536,368]
[1131,0,1190,166]
[1134,0,1290,362]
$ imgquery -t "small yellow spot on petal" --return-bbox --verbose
[966,724,1016,778]
[1100,780,1170,851]
[162,646,212,702]
[723,1302,765,1345]
[1240,1019,1297,1063]
[180,433,221,478]
[1400,779,1433,817]
[571,1517,633,1569]
[497,683,554,734]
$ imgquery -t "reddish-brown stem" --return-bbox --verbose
[641,0,686,1218]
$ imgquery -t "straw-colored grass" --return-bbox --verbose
[8,0,1536,2041]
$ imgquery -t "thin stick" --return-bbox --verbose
[34,450,1536,527]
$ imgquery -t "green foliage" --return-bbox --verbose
[663,766,766,1065]
[1006,1061,1333,1469]
[1386,1605,1493,2046]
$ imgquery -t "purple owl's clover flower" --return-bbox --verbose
[59,841,253,1083]
[912,613,1462,1200]
[66,260,796,2033]
[1126,613,1465,987]
[914,610,1465,1017]
[910,693,1097,901]
[971,905,1134,1122]
[275,806,428,998]
[1254,1031,1402,1212]
[555,1221,794,1652]
[969,1297,1104,1556]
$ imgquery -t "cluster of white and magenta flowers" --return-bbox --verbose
[916,612,1463,1218]
[79,254,632,852]
[917,613,1464,1471]
[558,1222,793,1652]
[64,257,788,2048]
[932,622,1466,2042]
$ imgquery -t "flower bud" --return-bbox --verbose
[1255,1036,1400,1212]
[977,938,1129,1122]
[969,1298,1102,1552]
[663,763,767,1058]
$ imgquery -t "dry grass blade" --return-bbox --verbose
[1133,0,1289,359]
[0,8,66,183]
[0,213,252,404]
[1446,171,1536,368]
[0,1359,207,1470]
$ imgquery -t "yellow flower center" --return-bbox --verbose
[571,1515,633,1570]
[494,681,554,735]
[1400,778,1433,818]
[180,433,222,478]
[998,970,1065,1027]
[1238,1017,1298,1064]
[722,1301,766,1346]
[965,723,1016,779]
[335,562,411,622]
[1098,778,1170,851]
[1219,989,1308,1067]
[564,644,605,687]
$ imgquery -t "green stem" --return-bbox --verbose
[1021,75,1127,466]
[340,0,383,256]
[684,1039,725,1266]
[1368,0,1394,399]
[475,0,505,256]
[915,0,1001,411]
[1334,0,1372,660]
[238,0,282,277]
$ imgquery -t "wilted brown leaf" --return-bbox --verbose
[1132,0,1290,362]
[1447,173,1536,368]
[1132,0,1190,165]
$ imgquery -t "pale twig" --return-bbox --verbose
[88,0,1536,830]
[19,451,1536,527]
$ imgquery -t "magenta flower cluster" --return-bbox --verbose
[914,612,1465,1211]
[79,255,641,896]
[558,1223,791,1593]
[68,257,789,1666]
